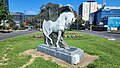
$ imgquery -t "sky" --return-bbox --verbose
[9,0,120,15]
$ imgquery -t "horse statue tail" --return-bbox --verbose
[42,19,53,45]
[43,19,47,36]
[43,19,46,29]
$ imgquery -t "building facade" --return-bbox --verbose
[26,15,36,19]
[11,12,36,26]
[90,6,120,25]
[79,1,101,21]
[11,12,26,26]
[107,17,120,31]
[90,6,120,31]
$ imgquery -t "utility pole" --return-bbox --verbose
[24,10,26,22]
[76,16,79,31]
[89,1,92,31]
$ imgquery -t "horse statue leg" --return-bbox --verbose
[48,29,53,45]
[45,32,53,45]
[44,31,53,45]
[45,37,49,45]
[56,31,62,48]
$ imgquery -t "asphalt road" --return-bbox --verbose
[80,30,120,42]
[0,30,38,41]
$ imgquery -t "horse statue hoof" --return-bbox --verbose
[50,42,53,45]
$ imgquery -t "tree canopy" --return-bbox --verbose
[0,0,10,23]
[0,0,15,29]
[32,2,85,29]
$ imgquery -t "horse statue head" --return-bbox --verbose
[64,11,76,28]
[57,6,76,30]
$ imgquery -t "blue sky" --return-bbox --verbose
[9,0,120,15]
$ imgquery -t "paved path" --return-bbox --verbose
[0,30,38,41]
[80,30,120,42]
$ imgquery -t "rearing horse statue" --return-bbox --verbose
[43,7,76,48]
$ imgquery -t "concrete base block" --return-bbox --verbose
[37,44,84,64]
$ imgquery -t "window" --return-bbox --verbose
[116,20,118,24]
[109,20,113,24]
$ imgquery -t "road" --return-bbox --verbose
[80,30,120,42]
[0,30,38,41]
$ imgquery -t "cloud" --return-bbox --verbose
[26,11,37,15]
[66,4,74,8]
[59,4,74,8]
[59,4,63,7]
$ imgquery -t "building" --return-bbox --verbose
[90,6,120,31]
[79,1,101,21]
[11,12,36,26]
[90,6,120,25]
[0,0,9,10]
[25,15,36,27]
[11,12,26,26]
[26,15,36,19]
[107,17,120,31]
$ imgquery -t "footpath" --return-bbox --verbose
[80,30,120,42]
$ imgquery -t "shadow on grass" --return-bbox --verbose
[87,63,96,68]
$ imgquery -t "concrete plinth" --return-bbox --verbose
[37,44,84,64]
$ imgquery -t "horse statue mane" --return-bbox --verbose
[42,6,76,48]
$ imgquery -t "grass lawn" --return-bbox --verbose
[0,31,120,68]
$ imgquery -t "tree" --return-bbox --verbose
[0,0,14,30]
[30,3,60,29]
[8,15,15,28]
[26,17,39,29]
[70,15,85,30]
[34,3,77,30]
[40,4,45,10]
[26,17,33,26]
[0,0,10,23]
[73,11,77,18]
[20,21,25,29]
[13,25,18,30]
[32,17,40,29]
[76,16,85,24]
[93,12,98,26]
[38,2,59,21]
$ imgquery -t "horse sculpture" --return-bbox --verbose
[43,9,76,48]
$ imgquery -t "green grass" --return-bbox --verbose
[65,31,120,68]
[26,58,62,68]
[0,31,120,68]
